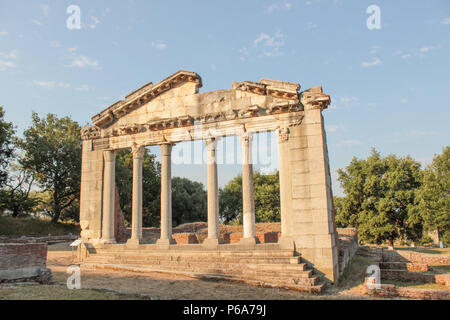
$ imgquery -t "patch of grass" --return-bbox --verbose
[395,247,450,255]
[0,284,143,300]
[338,249,378,289]
[0,215,80,237]
[431,265,450,274]
[382,280,447,290]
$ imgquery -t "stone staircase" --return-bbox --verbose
[81,244,326,293]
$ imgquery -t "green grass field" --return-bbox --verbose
[396,247,450,255]
[0,215,80,237]
[0,284,143,300]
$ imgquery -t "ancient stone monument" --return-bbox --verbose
[79,70,339,287]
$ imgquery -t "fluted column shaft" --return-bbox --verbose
[277,127,290,241]
[157,143,175,245]
[240,133,256,244]
[128,145,145,245]
[204,138,220,246]
[101,150,116,244]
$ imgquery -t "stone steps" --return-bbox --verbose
[82,245,325,293]
[84,258,312,278]
[81,262,325,293]
[87,254,298,265]
[91,247,293,257]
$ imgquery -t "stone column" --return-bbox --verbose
[101,150,116,244]
[127,145,145,246]
[240,133,257,246]
[276,127,293,249]
[203,138,220,247]
[157,143,175,245]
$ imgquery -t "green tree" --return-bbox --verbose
[17,112,81,223]
[115,148,161,227]
[335,149,423,245]
[219,174,243,223]
[0,106,15,189]
[219,171,280,224]
[0,166,38,217]
[412,146,450,245]
[172,177,207,226]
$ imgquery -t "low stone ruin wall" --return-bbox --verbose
[337,228,358,277]
[364,282,450,300]
[0,243,52,283]
[382,250,450,265]
[0,234,78,245]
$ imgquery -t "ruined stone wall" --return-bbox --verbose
[283,107,339,283]
[0,243,51,283]
[79,140,104,241]
[337,228,358,277]
[382,250,450,265]
[364,282,450,300]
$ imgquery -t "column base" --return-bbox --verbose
[126,238,143,248]
[99,238,117,245]
[203,237,221,248]
[278,236,295,250]
[156,237,176,246]
[239,237,258,248]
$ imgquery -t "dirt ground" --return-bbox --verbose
[46,242,367,300]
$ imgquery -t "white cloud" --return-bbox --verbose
[74,85,92,92]
[0,50,17,71]
[401,53,411,59]
[326,125,339,133]
[66,53,99,69]
[253,30,285,57]
[151,41,167,50]
[238,47,250,60]
[419,45,438,53]
[87,16,100,29]
[388,130,440,144]
[0,31,8,36]
[306,21,318,30]
[67,47,77,52]
[400,98,408,104]
[32,80,71,89]
[361,57,382,68]
[0,60,15,71]
[40,4,49,16]
[334,139,364,147]
[2,50,17,59]
[32,20,43,26]
[265,1,292,13]
[339,96,360,108]
[50,40,62,48]
[369,45,380,54]
[441,17,450,25]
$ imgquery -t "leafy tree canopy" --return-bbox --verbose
[335,148,423,245]
[17,112,81,223]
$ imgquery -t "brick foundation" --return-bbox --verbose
[382,250,450,265]
[364,279,450,300]
[0,243,52,283]
[172,233,199,244]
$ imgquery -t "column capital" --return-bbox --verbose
[276,127,290,143]
[240,132,253,144]
[161,143,173,156]
[131,144,145,159]
[103,150,116,162]
[205,137,218,151]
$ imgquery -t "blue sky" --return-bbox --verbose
[1,0,449,195]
